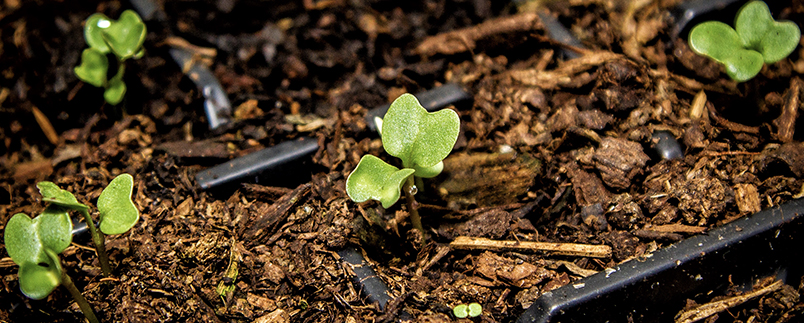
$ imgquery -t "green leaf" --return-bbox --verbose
[689,21,764,82]
[37,207,73,254]
[4,209,73,267]
[84,13,112,53]
[688,1,800,82]
[74,48,108,88]
[453,304,469,319]
[18,249,63,300]
[104,77,126,105]
[467,302,483,317]
[381,93,460,170]
[4,213,47,266]
[412,161,443,178]
[345,155,415,208]
[101,10,146,60]
[98,174,140,235]
[720,50,766,82]
[37,181,89,211]
[735,0,800,63]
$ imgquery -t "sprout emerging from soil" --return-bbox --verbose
[688,1,800,82]
[3,174,140,323]
[74,10,146,105]
[453,302,483,318]
[345,93,460,243]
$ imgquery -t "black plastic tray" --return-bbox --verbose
[517,198,804,323]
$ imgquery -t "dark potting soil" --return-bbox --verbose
[2,0,804,322]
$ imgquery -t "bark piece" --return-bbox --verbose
[734,183,761,214]
[593,137,649,190]
[437,152,541,209]
[760,142,804,177]
[241,183,311,245]
[566,161,611,206]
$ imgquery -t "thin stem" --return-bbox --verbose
[403,177,425,245]
[61,269,100,323]
[80,209,111,276]
[414,176,425,194]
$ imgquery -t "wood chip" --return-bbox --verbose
[32,105,58,145]
[734,183,761,214]
[450,236,612,258]
[254,309,290,323]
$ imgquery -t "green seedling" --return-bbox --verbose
[3,174,140,323]
[345,93,460,243]
[688,1,800,82]
[453,302,483,318]
[74,10,146,105]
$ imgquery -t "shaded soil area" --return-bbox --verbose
[2,0,804,322]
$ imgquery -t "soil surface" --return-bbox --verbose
[2,0,804,322]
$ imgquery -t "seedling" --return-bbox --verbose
[453,302,483,318]
[345,93,460,243]
[74,10,146,105]
[688,1,800,82]
[3,174,140,323]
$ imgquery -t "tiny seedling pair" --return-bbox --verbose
[689,1,800,82]
[453,302,483,318]
[74,10,146,105]
[345,93,460,242]
[3,174,140,323]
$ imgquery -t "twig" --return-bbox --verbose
[773,77,802,143]
[415,12,542,56]
[675,280,783,323]
[449,236,611,258]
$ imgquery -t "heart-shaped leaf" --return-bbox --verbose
[37,207,74,254]
[4,209,73,268]
[18,249,63,300]
[73,48,108,88]
[4,213,48,266]
[345,155,415,208]
[84,13,113,54]
[689,21,764,82]
[381,93,460,172]
[735,0,800,63]
[98,174,140,235]
[104,77,126,105]
[101,10,146,60]
[84,10,146,60]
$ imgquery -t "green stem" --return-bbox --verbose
[414,176,425,194]
[80,210,111,276]
[403,177,425,245]
[61,269,100,323]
